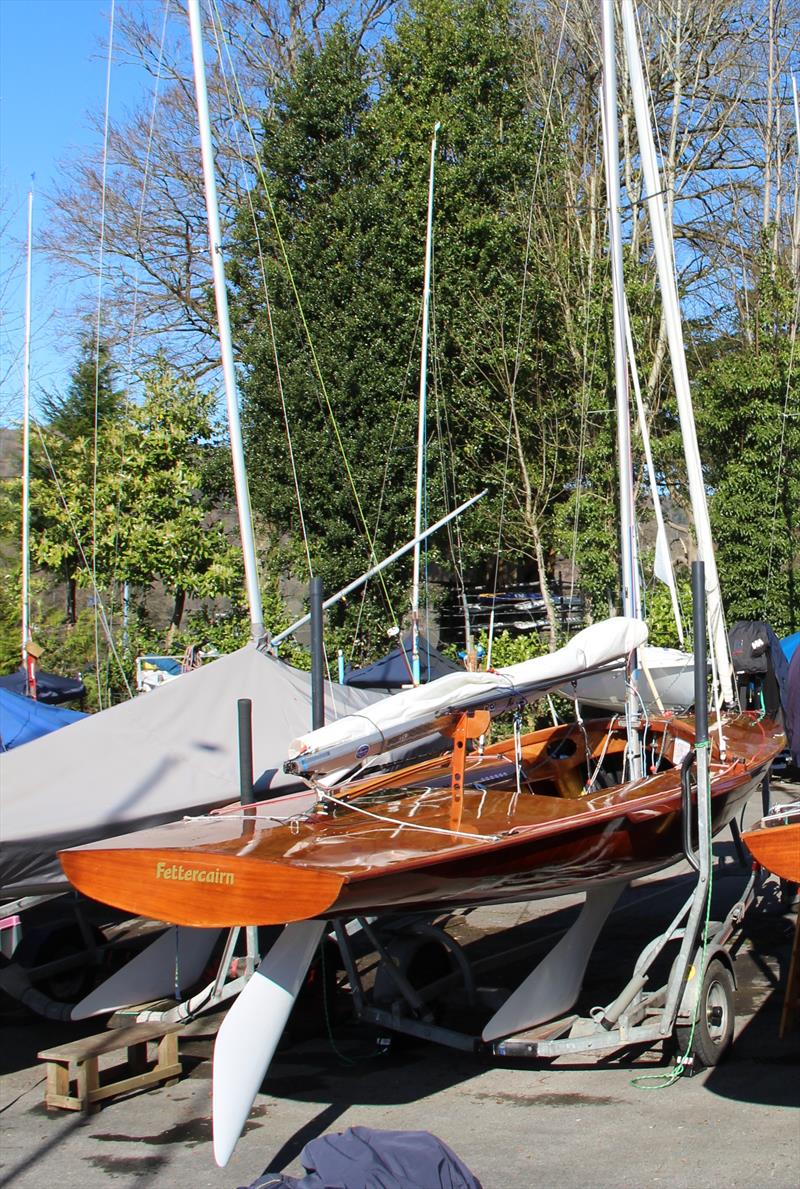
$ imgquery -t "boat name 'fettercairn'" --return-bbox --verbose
[155,861,234,886]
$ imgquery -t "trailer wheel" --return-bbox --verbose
[674,958,735,1068]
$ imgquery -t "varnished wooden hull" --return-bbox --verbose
[59,714,783,927]
[742,820,800,884]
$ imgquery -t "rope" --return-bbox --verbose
[208,0,313,580]
[316,789,502,843]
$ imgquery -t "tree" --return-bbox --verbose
[42,0,399,378]
[697,254,799,632]
[231,1,571,654]
[34,338,124,621]
[31,358,244,648]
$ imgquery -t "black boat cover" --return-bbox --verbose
[728,621,789,723]
[0,667,86,705]
[344,632,460,690]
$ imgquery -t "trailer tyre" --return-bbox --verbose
[674,958,735,1068]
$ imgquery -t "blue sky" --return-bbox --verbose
[0,0,152,425]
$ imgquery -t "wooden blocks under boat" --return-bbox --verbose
[59,847,345,927]
[38,1022,182,1113]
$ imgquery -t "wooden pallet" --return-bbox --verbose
[38,1022,182,1113]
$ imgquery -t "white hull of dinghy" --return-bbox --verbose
[556,646,695,714]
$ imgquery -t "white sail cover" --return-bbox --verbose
[0,645,378,898]
[287,617,649,777]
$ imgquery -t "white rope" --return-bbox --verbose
[317,789,502,843]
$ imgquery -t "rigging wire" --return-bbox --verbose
[208,0,313,581]
[91,0,116,709]
[108,0,170,654]
[762,281,799,617]
[205,0,399,628]
[500,0,569,647]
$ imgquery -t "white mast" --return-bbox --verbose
[21,186,33,670]
[601,5,643,777]
[187,0,265,645]
[620,0,734,705]
[411,122,440,686]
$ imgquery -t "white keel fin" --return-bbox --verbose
[72,926,221,1020]
[482,882,627,1042]
[212,919,326,1168]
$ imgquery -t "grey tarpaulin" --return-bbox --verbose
[0,645,379,898]
[241,1126,483,1189]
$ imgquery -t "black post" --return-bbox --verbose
[691,560,708,748]
[238,697,255,806]
[310,576,325,730]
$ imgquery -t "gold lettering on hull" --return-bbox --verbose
[155,861,234,886]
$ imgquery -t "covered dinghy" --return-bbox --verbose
[1,688,85,751]
[0,645,377,899]
[0,667,86,705]
[344,632,460,690]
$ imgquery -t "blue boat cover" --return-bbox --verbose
[0,667,86,705]
[0,688,85,751]
[781,631,800,663]
[344,632,461,690]
[242,1126,483,1189]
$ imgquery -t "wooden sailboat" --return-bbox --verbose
[60,686,781,930]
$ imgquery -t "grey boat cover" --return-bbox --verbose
[0,645,378,899]
[242,1126,483,1189]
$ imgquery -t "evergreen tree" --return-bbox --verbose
[39,336,124,440]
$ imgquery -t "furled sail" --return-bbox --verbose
[286,617,648,777]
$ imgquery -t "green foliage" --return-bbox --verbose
[0,563,22,674]
[39,337,123,440]
[695,256,799,634]
[230,1,570,654]
[477,626,548,667]
[31,357,243,636]
[643,576,692,650]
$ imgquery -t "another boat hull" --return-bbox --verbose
[742,819,800,884]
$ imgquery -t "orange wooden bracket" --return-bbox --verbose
[446,710,490,833]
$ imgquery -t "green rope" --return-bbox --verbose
[632,743,714,1090]
[319,940,386,1067]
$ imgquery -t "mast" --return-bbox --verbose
[411,122,440,686]
[620,0,735,705]
[187,0,265,646]
[601,5,643,778]
[21,186,33,673]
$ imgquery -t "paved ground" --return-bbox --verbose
[1,854,798,1189]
